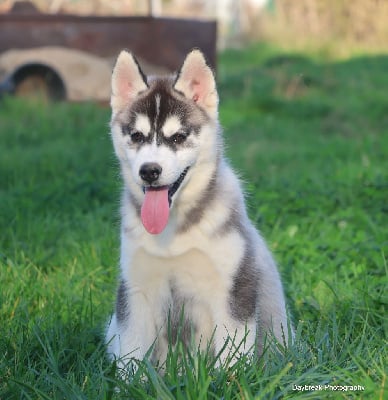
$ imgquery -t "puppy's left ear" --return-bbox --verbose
[174,49,218,119]
[111,50,148,114]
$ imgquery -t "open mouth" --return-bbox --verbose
[166,167,190,204]
[140,167,189,235]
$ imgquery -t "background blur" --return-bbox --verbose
[1,0,387,55]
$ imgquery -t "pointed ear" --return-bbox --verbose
[111,50,148,113]
[174,49,218,119]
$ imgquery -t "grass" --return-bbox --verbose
[1,43,387,399]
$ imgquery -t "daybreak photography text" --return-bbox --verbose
[292,384,365,392]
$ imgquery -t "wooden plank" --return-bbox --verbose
[0,13,217,71]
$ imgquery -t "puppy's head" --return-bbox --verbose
[110,50,218,234]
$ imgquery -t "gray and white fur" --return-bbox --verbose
[106,49,291,367]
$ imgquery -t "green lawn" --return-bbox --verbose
[1,44,387,399]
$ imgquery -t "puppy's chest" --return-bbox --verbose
[130,248,225,301]
[130,248,221,345]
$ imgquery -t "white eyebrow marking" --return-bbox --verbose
[155,94,161,123]
[162,115,182,138]
[134,114,151,135]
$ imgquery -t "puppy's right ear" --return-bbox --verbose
[111,51,148,113]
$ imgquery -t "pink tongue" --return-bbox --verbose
[141,188,170,234]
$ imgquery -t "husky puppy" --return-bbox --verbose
[106,49,291,366]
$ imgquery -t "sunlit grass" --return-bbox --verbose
[1,45,387,398]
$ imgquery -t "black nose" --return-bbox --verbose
[139,162,162,184]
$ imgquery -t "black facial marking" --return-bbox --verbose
[116,279,130,324]
[170,132,186,145]
[122,78,203,152]
[160,127,192,152]
[229,240,259,322]
[154,83,192,149]
[122,94,156,145]
[130,131,147,144]
[122,115,153,147]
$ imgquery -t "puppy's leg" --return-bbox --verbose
[256,277,292,350]
[211,289,257,365]
[213,312,257,366]
[106,288,157,369]
[255,247,292,348]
